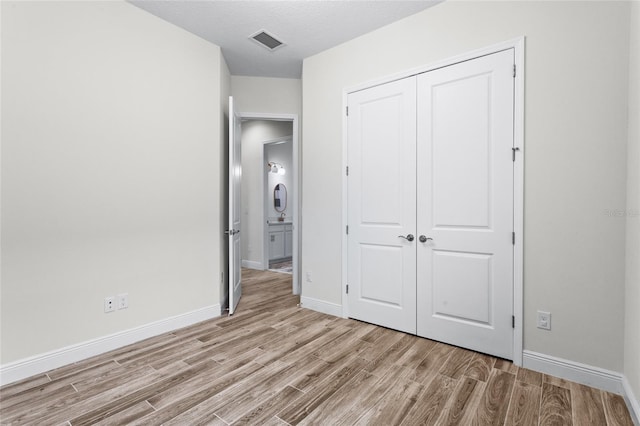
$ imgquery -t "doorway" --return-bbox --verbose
[238,114,300,295]
[263,137,294,273]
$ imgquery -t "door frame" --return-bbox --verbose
[262,135,294,270]
[240,112,301,295]
[341,37,525,365]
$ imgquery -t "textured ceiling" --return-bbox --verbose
[129,1,441,78]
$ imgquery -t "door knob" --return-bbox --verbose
[398,234,415,242]
[419,235,433,243]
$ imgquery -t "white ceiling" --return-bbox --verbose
[129,1,442,78]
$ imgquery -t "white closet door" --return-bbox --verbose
[347,77,417,334]
[416,50,515,358]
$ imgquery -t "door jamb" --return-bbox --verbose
[341,37,525,365]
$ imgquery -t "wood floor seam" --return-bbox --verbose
[502,377,519,426]
[145,399,157,411]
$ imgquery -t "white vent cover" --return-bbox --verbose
[250,30,285,51]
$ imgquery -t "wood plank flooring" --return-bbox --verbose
[0,268,635,425]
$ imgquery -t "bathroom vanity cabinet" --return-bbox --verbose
[268,222,293,261]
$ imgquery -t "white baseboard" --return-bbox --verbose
[522,350,623,394]
[241,260,263,270]
[300,296,342,317]
[622,375,640,426]
[0,304,221,387]
[515,351,640,424]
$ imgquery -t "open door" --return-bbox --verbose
[228,96,242,315]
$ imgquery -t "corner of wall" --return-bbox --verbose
[624,0,640,420]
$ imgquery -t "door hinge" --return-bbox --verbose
[346,225,349,235]
[346,166,349,176]
[512,315,515,328]
[512,232,515,245]
[346,284,349,294]
[513,64,516,78]
[346,106,349,116]
[512,147,520,162]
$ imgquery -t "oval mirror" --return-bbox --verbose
[274,183,287,213]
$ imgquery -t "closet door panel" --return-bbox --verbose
[417,49,515,359]
[431,73,492,228]
[360,244,404,306]
[431,250,492,324]
[347,77,417,334]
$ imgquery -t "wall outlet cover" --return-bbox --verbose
[117,293,128,310]
[537,311,551,330]
[104,296,115,313]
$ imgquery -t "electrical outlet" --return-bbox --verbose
[537,311,551,330]
[104,296,115,313]
[117,293,128,310]
[306,271,313,282]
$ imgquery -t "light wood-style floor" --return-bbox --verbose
[0,268,635,425]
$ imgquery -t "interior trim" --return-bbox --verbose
[0,304,221,386]
[300,296,343,317]
[241,259,263,270]
[523,349,639,423]
[523,350,623,394]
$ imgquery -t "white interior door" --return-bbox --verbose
[228,96,242,315]
[416,50,515,358]
[346,77,417,334]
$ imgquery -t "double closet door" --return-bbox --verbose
[346,49,515,360]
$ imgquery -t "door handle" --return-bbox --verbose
[225,229,240,236]
[398,234,414,242]
[419,235,433,243]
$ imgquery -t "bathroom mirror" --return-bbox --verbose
[274,183,287,213]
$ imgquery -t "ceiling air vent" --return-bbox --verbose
[250,30,285,51]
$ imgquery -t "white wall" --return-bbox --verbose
[231,76,301,115]
[625,0,640,407]
[1,1,226,363]
[240,121,292,267]
[302,1,630,372]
